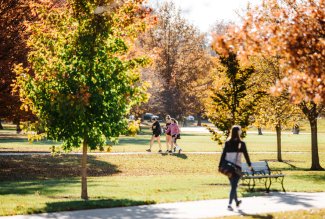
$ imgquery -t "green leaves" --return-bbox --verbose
[15,0,150,150]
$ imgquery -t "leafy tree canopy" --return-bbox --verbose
[14,0,151,150]
[205,53,265,144]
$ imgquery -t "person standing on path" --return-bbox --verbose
[165,115,172,153]
[146,117,162,153]
[219,125,253,211]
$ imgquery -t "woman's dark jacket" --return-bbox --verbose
[219,139,252,168]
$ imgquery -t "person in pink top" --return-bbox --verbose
[166,118,182,153]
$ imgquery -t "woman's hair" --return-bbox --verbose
[228,125,241,141]
[171,118,178,124]
[151,117,157,121]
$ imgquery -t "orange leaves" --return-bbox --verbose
[213,0,325,104]
[79,85,91,106]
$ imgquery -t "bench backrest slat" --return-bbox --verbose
[241,161,270,175]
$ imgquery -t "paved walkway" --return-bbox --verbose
[1,192,325,219]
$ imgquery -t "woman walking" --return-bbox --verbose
[165,115,172,153]
[219,125,253,210]
[146,117,162,153]
[167,118,182,153]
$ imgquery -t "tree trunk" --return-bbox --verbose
[309,118,323,170]
[275,124,282,162]
[300,101,323,170]
[16,119,22,134]
[81,139,88,200]
[0,120,3,130]
[292,125,300,134]
[197,113,202,126]
[258,127,263,135]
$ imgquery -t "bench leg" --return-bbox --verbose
[248,179,255,191]
[265,178,272,193]
[281,177,286,193]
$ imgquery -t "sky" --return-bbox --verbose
[149,0,254,33]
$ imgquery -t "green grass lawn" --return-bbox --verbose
[1,122,325,216]
[0,153,325,216]
[1,125,325,153]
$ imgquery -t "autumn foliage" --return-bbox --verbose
[139,2,212,120]
[13,0,152,199]
[214,0,324,104]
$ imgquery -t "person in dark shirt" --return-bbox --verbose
[146,117,162,152]
[219,125,253,211]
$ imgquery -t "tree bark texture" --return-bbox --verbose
[275,124,283,162]
[16,119,22,134]
[300,101,323,170]
[81,139,88,200]
[258,127,263,135]
[309,118,323,170]
[197,113,202,126]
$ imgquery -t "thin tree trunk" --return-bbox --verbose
[299,101,323,170]
[81,139,88,200]
[183,119,187,127]
[197,113,202,126]
[16,119,22,134]
[258,127,263,135]
[275,124,282,162]
[309,118,323,170]
[0,120,3,130]
[292,125,300,134]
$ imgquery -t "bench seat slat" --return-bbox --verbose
[242,174,285,179]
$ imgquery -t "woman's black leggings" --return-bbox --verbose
[228,175,241,205]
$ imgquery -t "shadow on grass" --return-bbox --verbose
[171,153,188,159]
[0,138,28,143]
[263,159,308,171]
[292,174,325,182]
[240,188,281,197]
[205,183,228,186]
[113,138,149,146]
[44,198,156,213]
[159,152,188,159]
[237,210,274,219]
[0,137,61,146]
[12,198,157,218]
[281,160,297,169]
[107,132,209,147]
[0,179,80,196]
[0,155,121,181]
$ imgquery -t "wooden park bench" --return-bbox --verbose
[241,161,286,193]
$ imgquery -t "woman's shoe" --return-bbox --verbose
[146,149,151,152]
[236,200,242,207]
[168,150,172,153]
[227,205,233,211]
[158,150,162,153]
[178,149,182,154]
